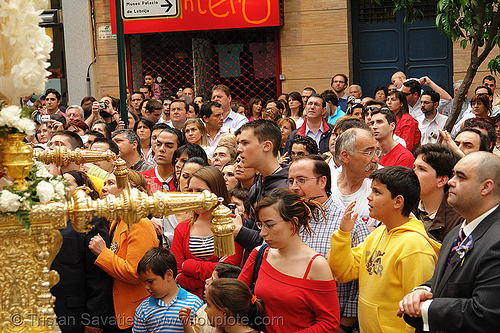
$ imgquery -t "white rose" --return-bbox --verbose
[0,190,22,213]
[35,162,52,178]
[0,105,22,127]
[50,179,66,200]
[16,117,35,135]
[11,58,47,96]
[36,180,55,204]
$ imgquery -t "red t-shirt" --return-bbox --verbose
[380,143,414,168]
[141,167,176,193]
[239,248,340,333]
[395,113,420,151]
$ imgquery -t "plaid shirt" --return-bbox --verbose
[300,196,370,318]
[130,157,154,173]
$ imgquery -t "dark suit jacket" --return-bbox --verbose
[406,204,500,332]
[51,218,114,332]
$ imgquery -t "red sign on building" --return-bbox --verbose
[110,0,283,34]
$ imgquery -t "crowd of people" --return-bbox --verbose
[19,70,500,332]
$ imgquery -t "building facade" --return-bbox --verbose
[58,0,498,105]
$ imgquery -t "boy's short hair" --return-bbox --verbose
[413,143,461,191]
[137,247,177,277]
[214,262,242,278]
[291,136,319,156]
[239,119,281,157]
[228,187,251,215]
[371,107,397,128]
[369,166,420,217]
[52,130,84,149]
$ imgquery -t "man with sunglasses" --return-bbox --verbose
[404,77,452,119]
[289,155,369,333]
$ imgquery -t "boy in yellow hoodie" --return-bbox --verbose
[328,166,440,333]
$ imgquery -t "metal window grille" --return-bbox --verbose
[358,0,437,24]
[126,27,280,103]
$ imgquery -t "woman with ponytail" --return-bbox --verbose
[203,279,265,333]
[238,188,340,332]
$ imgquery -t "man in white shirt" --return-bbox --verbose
[201,101,230,147]
[211,84,248,131]
[403,77,451,119]
[331,127,380,229]
[417,90,448,145]
[398,152,500,332]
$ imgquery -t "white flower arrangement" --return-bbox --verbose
[0,104,36,135]
[0,160,67,228]
[0,0,52,102]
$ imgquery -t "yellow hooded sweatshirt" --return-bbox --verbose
[328,217,440,333]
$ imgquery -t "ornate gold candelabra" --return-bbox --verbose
[0,145,234,332]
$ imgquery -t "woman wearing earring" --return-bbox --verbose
[239,188,340,333]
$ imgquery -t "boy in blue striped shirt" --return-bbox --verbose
[133,247,203,333]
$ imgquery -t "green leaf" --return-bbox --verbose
[460,39,468,49]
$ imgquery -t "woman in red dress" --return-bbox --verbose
[239,188,340,333]
[386,90,421,151]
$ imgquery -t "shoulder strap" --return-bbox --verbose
[303,253,322,279]
[250,244,269,294]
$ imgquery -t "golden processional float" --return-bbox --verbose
[0,1,235,332]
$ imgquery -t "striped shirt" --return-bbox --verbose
[300,195,370,318]
[189,235,214,260]
[133,286,203,333]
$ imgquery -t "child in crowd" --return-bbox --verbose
[133,247,203,333]
[143,70,161,100]
[180,262,242,333]
[328,166,440,332]
[204,279,265,333]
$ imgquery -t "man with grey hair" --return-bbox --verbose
[348,84,362,99]
[399,152,500,332]
[112,129,153,172]
[331,128,380,229]
[66,105,84,122]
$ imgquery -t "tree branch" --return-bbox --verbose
[477,6,500,64]
[471,0,487,61]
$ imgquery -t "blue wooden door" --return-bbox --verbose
[352,0,453,98]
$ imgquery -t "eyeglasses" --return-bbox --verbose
[366,106,381,112]
[287,177,319,186]
[256,220,285,230]
[403,91,413,96]
[354,149,382,158]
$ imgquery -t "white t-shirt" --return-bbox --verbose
[330,168,379,227]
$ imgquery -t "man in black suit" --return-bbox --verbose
[397,151,500,332]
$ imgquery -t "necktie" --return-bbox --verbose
[447,228,466,265]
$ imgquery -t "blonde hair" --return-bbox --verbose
[218,133,237,150]
[183,118,208,146]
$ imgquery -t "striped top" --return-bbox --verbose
[189,235,214,260]
[133,285,203,333]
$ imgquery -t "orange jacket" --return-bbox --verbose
[95,218,158,328]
